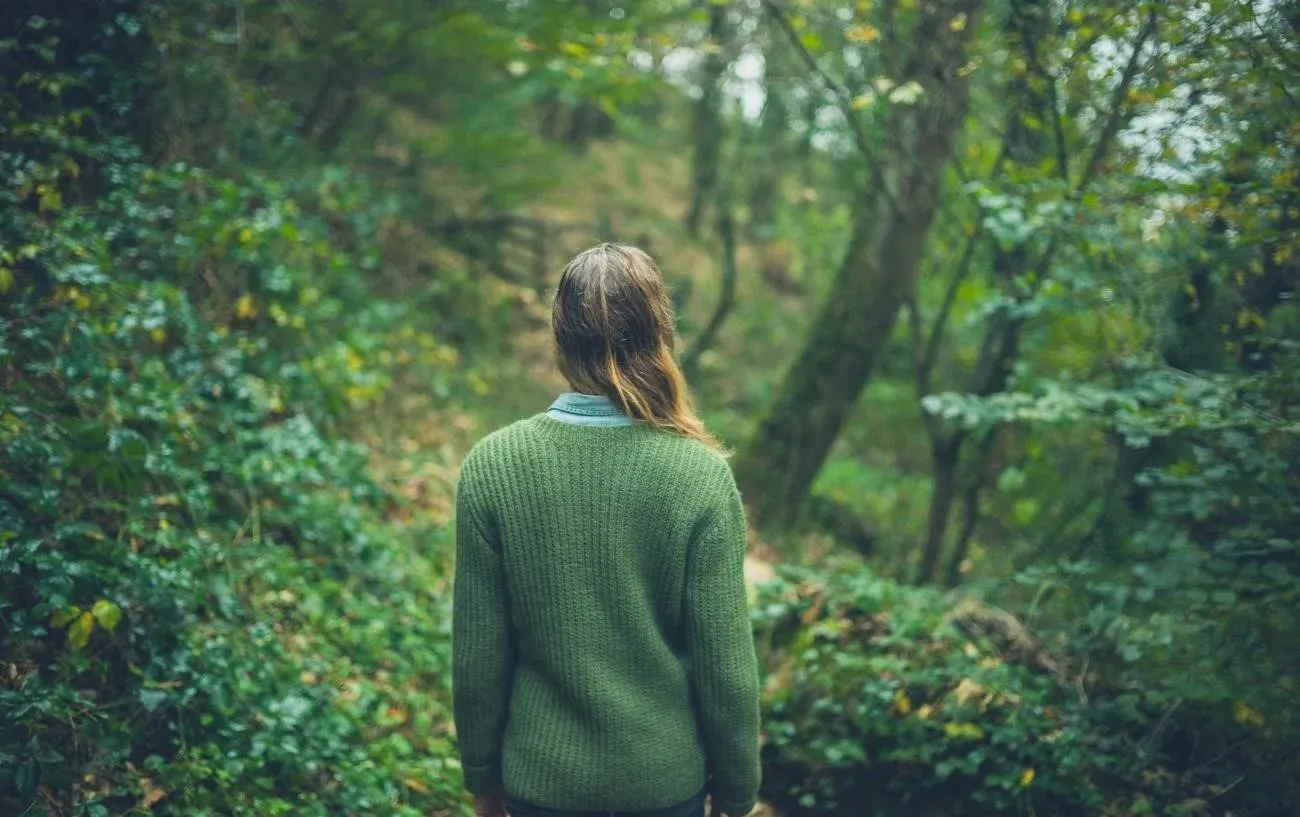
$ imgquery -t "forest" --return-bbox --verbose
[1,0,1297,815]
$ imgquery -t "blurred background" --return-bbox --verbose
[1,0,1297,815]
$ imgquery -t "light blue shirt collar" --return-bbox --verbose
[546,392,635,427]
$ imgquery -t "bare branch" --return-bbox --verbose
[1075,7,1158,194]
[1020,27,1071,183]
[759,0,877,166]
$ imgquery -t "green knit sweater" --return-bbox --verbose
[452,415,760,815]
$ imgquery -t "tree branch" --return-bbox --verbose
[906,291,943,442]
[760,0,876,166]
[920,225,981,387]
[682,192,739,378]
[1020,24,1070,183]
[1074,7,1158,195]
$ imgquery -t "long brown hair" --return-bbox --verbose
[552,243,721,450]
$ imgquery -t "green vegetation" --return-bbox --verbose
[1,1,1296,816]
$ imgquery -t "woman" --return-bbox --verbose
[452,243,761,817]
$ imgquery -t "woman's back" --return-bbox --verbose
[452,244,759,817]
[454,416,758,813]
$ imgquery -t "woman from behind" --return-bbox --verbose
[452,243,760,817]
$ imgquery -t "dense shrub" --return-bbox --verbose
[753,564,1192,817]
[1,8,469,814]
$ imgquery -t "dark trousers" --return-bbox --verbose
[507,787,707,817]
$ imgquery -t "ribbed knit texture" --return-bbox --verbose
[452,415,760,816]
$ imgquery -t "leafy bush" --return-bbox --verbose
[1,8,469,814]
[753,564,1185,817]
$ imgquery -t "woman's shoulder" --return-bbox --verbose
[463,416,733,491]
[462,414,548,464]
[641,430,736,489]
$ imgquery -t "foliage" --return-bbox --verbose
[1,6,469,814]
[2,0,1297,814]
[753,563,1288,816]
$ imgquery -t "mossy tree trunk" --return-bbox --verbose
[735,0,984,530]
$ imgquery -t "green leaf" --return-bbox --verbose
[50,603,81,629]
[140,689,168,712]
[50,605,81,628]
[942,721,985,740]
[15,760,38,798]
[92,599,122,631]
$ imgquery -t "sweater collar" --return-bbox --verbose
[546,392,635,426]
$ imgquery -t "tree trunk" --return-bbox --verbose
[919,438,961,584]
[682,200,738,379]
[944,427,1001,587]
[735,0,983,530]
[685,2,729,236]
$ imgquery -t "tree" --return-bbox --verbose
[685,0,731,236]
[909,0,1159,584]
[734,0,984,531]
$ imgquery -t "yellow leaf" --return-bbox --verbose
[846,25,880,44]
[560,41,589,59]
[888,80,925,105]
[69,611,94,650]
[892,689,913,715]
[150,327,167,344]
[38,186,63,213]
[238,227,253,243]
[346,348,364,372]
[956,56,983,77]
[235,293,257,319]
[1020,768,1035,787]
[1234,700,1264,728]
[0,267,13,294]
[943,721,985,740]
[92,599,122,632]
[950,13,967,31]
[139,775,166,809]
[952,677,985,706]
[404,777,429,793]
[51,606,82,628]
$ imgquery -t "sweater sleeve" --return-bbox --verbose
[684,476,761,816]
[452,454,516,794]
